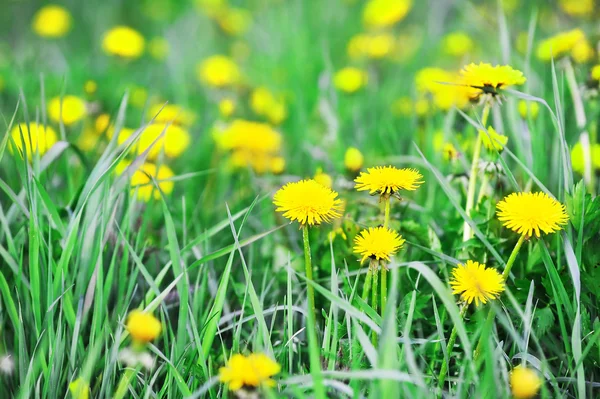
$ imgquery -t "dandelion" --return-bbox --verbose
[250,87,288,124]
[510,365,542,399]
[273,179,342,226]
[347,33,395,59]
[95,114,111,134]
[518,100,539,120]
[219,353,281,391]
[126,310,162,343]
[117,123,190,160]
[69,378,90,399]
[355,166,424,195]
[270,156,285,174]
[571,40,594,64]
[449,260,505,306]
[536,29,587,61]
[219,98,236,118]
[314,168,333,188]
[496,192,569,238]
[10,122,58,159]
[442,32,474,57]
[216,7,252,37]
[353,227,405,263]
[344,147,364,172]
[48,95,87,126]
[334,67,368,93]
[571,141,600,175]
[32,5,71,38]
[460,62,526,99]
[117,161,175,201]
[559,0,593,17]
[362,0,411,29]
[84,80,97,96]
[415,67,471,110]
[102,26,146,59]
[147,104,196,127]
[197,55,240,88]
[480,126,508,151]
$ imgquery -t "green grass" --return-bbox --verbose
[1,0,599,398]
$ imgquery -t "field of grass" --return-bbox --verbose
[0,0,599,398]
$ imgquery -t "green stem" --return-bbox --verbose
[302,225,326,398]
[462,102,490,243]
[473,235,526,361]
[438,305,468,390]
[361,264,373,302]
[380,265,387,316]
[371,261,379,347]
[383,196,391,228]
[114,368,137,399]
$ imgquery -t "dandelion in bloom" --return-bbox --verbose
[347,33,396,59]
[460,62,526,99]
[415,67,470,110]
[219,353,281,391]
[334,67,368,93]
[362,0,412,29]
[147,104,196,127]
[116,161,175,201]
[449,260,505,306]
[273,179,342,226]
[571,141,600,175]
[102,26,146,59]
[250,87,288,124]
[69,377,90,399]
[32,5,72,38]
[117,123,190,160]
[479,126,508,151]
[197,55,240,88]
[510,365,542,399]
[314,168,333,188]
[270,156,285,175]
[216,7,253,37]
[219,98,236,118]
[536,29,587,62]
[559,0,593,18]
[48,95,87,126]
[344,147,364,172]
[442,31,474,57]
[496,192,569,237]
[353,227,405,263]
[126,310,162,343]
[10,122,58,160]
[355,166,424,195]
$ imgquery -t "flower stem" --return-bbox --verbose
[380,265,387,315]
[302,225,326,398]
[362,263,373,302]
[371,261,379,347]
[383,196,391,228]
[473,234,526,361]
[462,102,491,243]
[438,304,468,390]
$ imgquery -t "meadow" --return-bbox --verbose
[0,0,599,398]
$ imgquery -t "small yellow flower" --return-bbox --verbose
[559,0,593,17]
[270,156,286,174]
[84,80,97,96]
[518,100,539,120]
[344,147,364,172]
[480,126,508,151]
[249,87,288,124]
[117,123,190,160]
[496,192,569,237]
[77,130,101,152]
[10,122,58,159]
[334,67,368,93]
[314,168,333,188]
[126,310,162,343]
[216,7,252,36]
[32,5,72,38]
[147,104,196,127]
[592,65,600,81]
[460,62,526,99]
[148,37,169,60]
[355,166,424,195]
[219,353,281,391]
[415,67,470,110]
[449,260,504,306]
[95,114,111,134]
[216,119,281,154]
[571,141,600,175]
[118,162,175,201]
[102,26,146,59]
[353,226,405,263]
[571,40,594,64]
[536,29,587,61]
[362,0,412,29]
[197,55,240,87]
[442,32,474,57]
[219,98,236,118]
[273,179,342,226]
[69,377,90,399]
[442,143,459,161]
[510,365,542,399]
[347,33,395,59]
[48,95,87,126]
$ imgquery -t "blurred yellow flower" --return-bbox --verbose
[217,7,252,36]
[219,98,236,117]
[197,55,240,87]
[354,226,405,263]
[125,310,162,342]
[571,40,594,64]
[48,95,87,126]
[334,67,368,93]
[219,353,281,391]
[84,80,97,96]
[216,119,281,154]
[147,104,196,127]
[460,62,526,99]
[148,37,169,60]
[69,377,90,399]
[270,156,286,174]
[391,97,413,116]
[510,365,542,399]
[479,126,508,151]
[273,179,342,225]
[355,166,424,195]
[344,147,364,172]
[592,65,600,81]
[415,68,470,110]
[77,129,101,152]
[571,141,600,175]
[347,33,395,59]
[32,5,71,38]
[10,122,58,159]
[314,168,333,188]
[518,100,539,120]
[442,32,474,57]
[496,192,569,237]
[95,114,111,134]
[559,0,593,17]
[450,260,504,306]
[250,87,288,124]
[443,143,459,161]
[102,26,146,59]
[536,29,586,61]
[363,0,412,29]
[196,0,227,17]
[118,123,190,160]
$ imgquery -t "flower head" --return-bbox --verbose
[126,310,162,343]
[362,0,412,29]
[314,168,333,188]
[219,98,236,118]
[510,365,542,399]
[148,104,196,127]
[536,29,587,61]
[355,166,424,195]
[102,26,145,59]
[442,32,474,57]
[250,87,287,124]
[480,126,508,151]
[571,141,600,175]
[496,192,569,237]
[10,122,58,160]
[415,68,471,110]
[347,33,396,59]
[197,55,240,88]
[354,227,405,263]
[117,123,190,160]
[273,179,342,226]
[32,5,72,38]
[219,353,281,391]
[559,0,593,17]
[116,161,175,201]
[48,95,87,126]
[344,147,364,172]
[518,100,539,120]
[334,67,368,93]
[216,7,253,36]
[460,62,526,99]
[449,260,505,306]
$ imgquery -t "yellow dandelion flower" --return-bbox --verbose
[415,68,470,110]
[353,227,405,263]
[147,104,196,127]
[571,141,600,175]
[354,166,424,195]
[518,100,539,120]
[95,114,111,134]
[571,40,594,64]
[449,260,505,306]
[536,29,586,61]
[347,34,369,59]
[126,310,162,343]
[510,365,542,399]
[77,130,101,152]
[460,62,526,99]
[48,95,87,126]
[344,147,364,172]
[559,0,593,17]
[480,126,508,151]
[442,142,459,161]
[197,55,240,88]
[196,0,227,17]
[69,378,89,399]
[216,7,252,37]
[496,192,569,237]
[314,168,333,188]
[591,65,600,81]
[270,156,286,174]
[250,87,276,116]
[102,26,145,59]
[366,33,395,59]
[363,0,412,29]
[9,122,58,159]
[32,5,71,38]
[273,179,342,226]
[219,98,236,118]
[219,353,281,391]
[216,119,281,154]
[148,37,169,60]
[442,32,474,57]
[334,67,368,93]
[84,80,97,96]
[117,123,190,160]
